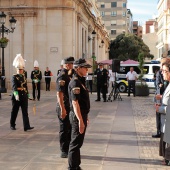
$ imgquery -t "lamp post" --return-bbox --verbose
[0,12,17,93]
[92,30,96,72]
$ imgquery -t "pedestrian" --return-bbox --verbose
[86,73,93,94]
[68,58,92,170]
[94,63,108,102]
[31,60,42,101]
[44,67,52,91]
[10,54,34,131]
[126,66,138,97]
[155,58,170,166]
[56,56,75,158]
[57,60,64,76]
[152,58,169,138]
[108,65,115,94]
[153,69,158,90]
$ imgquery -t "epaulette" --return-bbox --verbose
[72,87,80,94]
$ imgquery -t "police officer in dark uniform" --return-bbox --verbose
[31,60,42,101]
[10,54,34,131]
[68,58,92,170]
[56,56,75,158]
[94,63,108,102]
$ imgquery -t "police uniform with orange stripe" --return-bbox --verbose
[68,58,91,170]
[56,57,74,158]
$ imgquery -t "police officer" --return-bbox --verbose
[31,60,42,101]
[56,56,75,158]
[68,58,92,170]
[10,54,34,131]
[94,63,108,102]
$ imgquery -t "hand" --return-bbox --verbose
[60,108,67,119]
[155,104,160,112]
[79,120,85,134]
[15,95,19,101]
[34,79,38,83]
[155,94,162,100]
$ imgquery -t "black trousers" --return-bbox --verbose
[89,80,92,93]
[156,112,161,135]
[10,96,31,129]
[97,84,107,101]
[68,111,87,170]
[128,80,136,96]
[159,133,166,157]
[45,79,51,91]
[32,82,40,100]
[57,105,71,154]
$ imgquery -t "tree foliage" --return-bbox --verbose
[109,33,153,61]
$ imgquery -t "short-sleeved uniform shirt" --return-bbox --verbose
[56,68,70,107]
[68,74,90,113]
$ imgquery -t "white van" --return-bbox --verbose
[116,61,160,93]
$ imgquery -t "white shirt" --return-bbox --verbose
[86,73,92,81]
[126,71,138,80]
[108,69,115,82]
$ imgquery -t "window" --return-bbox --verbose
[143,66,149,74]
[123,3,126,8]
[111,11,117,16]
[111,20,117,26]
[101,3,105,8]
[111,2,117,7]
[101,11,105,17]
[122,11,126,17]
[111,29,116,35]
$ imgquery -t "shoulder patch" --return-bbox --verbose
[72,87,80,94]
[59,80,65,86]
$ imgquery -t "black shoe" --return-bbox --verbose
[10,126,16,130]
[127,95,130,97]
[103,100,106,102]
[95,99,100,101]
[152,134,161,138]
[24,127,34,131]
[60,152,68,158]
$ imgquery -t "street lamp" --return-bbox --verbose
[91,30,96,72]
[0,12,17,93]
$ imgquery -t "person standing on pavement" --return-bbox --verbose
[31,60,42,101]
[152,58,169,138]
[155,58,170,166]
[56,56,75,158]
[44,67,52,91]
[108,66,115,94]
[126,67,138,97]
[94,63,108,102]
[57,60,64,76]
[68,58,92,170]
[10,54,34,131]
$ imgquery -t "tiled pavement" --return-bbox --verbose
[0,90,169,170]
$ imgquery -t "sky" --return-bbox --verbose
[127,0,158,25]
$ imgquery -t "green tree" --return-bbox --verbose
[109,33,153,61]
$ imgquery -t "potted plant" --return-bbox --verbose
[135,52,149,96]
[0,37,9,48]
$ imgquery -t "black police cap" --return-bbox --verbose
[73,58,92,68]
[63,56,75,64]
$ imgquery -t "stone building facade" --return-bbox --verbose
[0,0,109,90]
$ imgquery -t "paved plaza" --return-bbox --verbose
[0,90,169,170]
